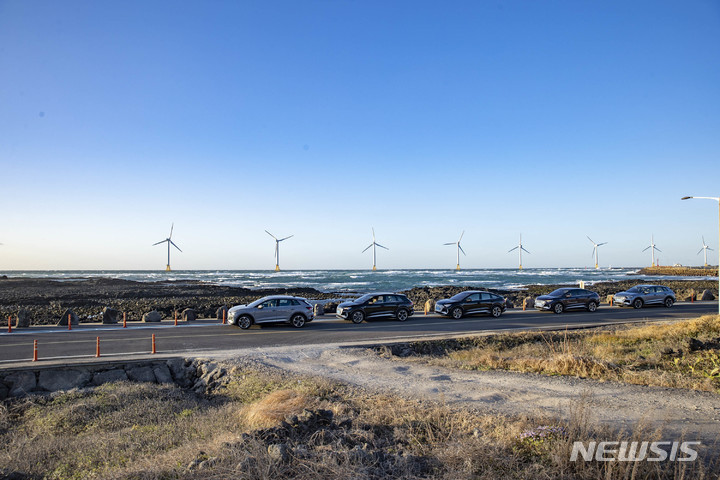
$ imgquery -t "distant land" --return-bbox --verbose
[636,266,719,277]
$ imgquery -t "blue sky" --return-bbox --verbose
[1,0,719,270]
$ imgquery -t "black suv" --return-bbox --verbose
[534,288,600,314]
[435,290,506,319]
[336,293,414,324]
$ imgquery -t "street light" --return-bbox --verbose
[681,196,720,314]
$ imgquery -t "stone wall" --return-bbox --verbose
[0,358,233,400]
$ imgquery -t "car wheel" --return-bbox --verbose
[451,307,463,319]
[491,305,503,318]
[238,315,252,330]
[396,309,409,322]
[553,303,564,314]
[587,301,598,312]
[351,310,365,324]
[632,298,643,309]
[664,297,674,308]
[291,314,306,328]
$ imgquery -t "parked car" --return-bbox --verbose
[435,290,506,319]
[534,288,601,314]
[336,293,414,324]
[613,285,675,309]
[227,295,314,329]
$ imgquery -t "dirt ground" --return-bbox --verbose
[210,344,720,449]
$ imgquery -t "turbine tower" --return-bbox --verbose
[698,236,713,267]
[266,230,293,271]
[444,231,466,271]
[642,235,661,267]
[153,223,182,271]
[587,236,608,269]
[362,228,388,271]
[507,234,530,270]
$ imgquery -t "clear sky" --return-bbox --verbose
[1,0,719,270]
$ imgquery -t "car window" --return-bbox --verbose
[480,292,492,300]
[549,289,569,296]
[391,295,402,302]
[464,293,480,302]
[369,296,383,304]
[261,299,277,308]
[277,299,292,307]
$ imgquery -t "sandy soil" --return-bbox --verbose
[211,344,720,447]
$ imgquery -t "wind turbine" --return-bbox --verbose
[362,228,388,271]
[508,234,530,270]
[587,236,607,269]
[153,223,182,271]
[444,231,466,270]
[266,230,293,271]
[642,235,661,267]
[698,236,713,267]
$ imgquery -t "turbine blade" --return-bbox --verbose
[265,230,277,240]
[459,244,466,256]
[655,246,662,252]
[587,236,595,244]
[372,227,375,241]
[279,235,294,241]
[642,246,651,252]
[698,248,704,255]
[170,223,174,239]
[708,247,715,251]
[443,242,455,246]
[598,242,608,246]
[458,230,465,242]
[702,236,706,245]
[521,247,530,254]
[376,243,389,250]
[508,246,518,253]
[362,244,373,253]
[152,240,166,246]
[170,240,182,252]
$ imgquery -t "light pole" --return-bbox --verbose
[681,196,720,314]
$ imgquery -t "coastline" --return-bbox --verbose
[1,275,717,326]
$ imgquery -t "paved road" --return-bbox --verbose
[0,302,716,366]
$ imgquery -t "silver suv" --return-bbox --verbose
[228,295,314,329]
[613,285,675,309]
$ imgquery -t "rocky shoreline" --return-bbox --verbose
[0,276,717,326]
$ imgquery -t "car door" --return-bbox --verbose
[255,299,278,323]
[461,293,482,315]
[364,295,386,319]
[649,286,664,305]
[567,290,584,309]
[479,292,496,314]
[276,298,294,322]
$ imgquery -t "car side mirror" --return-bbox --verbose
[257,305,263,309]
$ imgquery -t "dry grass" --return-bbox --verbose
[0,367,716,479]
[413,315,720,392]
[242,389,314,429]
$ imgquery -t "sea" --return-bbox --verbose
[4,268,717,294]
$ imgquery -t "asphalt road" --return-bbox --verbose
[0,302,716,366]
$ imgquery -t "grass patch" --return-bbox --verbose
[391,315,720,392]
[0,367,715,478]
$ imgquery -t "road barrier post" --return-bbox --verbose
[174,311,177,326]
[151,334,156,354]
[522,298,527,311]
[123,312,127,328]
[68,313,72,331]
[610,296,614,306]
[222,310,226,325]
[33,340,38,362]
[96,337,100,357]
[7,315,11,333]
